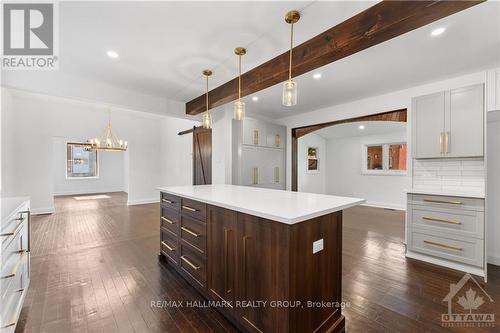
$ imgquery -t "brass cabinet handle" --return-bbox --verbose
[275,134,281,147]
[161,216,175,224]
[439,132,443,154]
[224,228,232,294]
[1,322,16,328]
[422,216,462,225]
[162,198,173,204]
[182,205,197,212]
[181,226,200,237]
[423,199,463,205]
[181,256,200,270]
[424,240,462,251]
[253,130,259,145]
[252,168,258,185]
[161,241,176,252]
[445,131,450,154]
[0,218,25,237]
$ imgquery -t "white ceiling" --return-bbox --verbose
[313,121,406,140]
[2,1,499,119]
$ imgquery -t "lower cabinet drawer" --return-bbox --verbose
[179,244,206,288]
[180,215,207,255]
[410,231,483,267]
[411,206,484,239]
[160,229,179,265]
[161,207,179,236]
[409,194,484,212]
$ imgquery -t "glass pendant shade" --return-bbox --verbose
[234,100,245,121]
[202,111,212,129]
[282,79,297,106]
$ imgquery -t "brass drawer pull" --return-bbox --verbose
[162,198,173,204]
[423,199,463,205]
[182,205,198,212]
[439,132,443,154]
[181,256,200,270]
[0,219,24,237]
[253,130,259,145]
[161,216,175,224]
[445,131,450,154]
[424,240,462,251]
[161,241,176,252]
[1,322,16,328]
[422,217,462,225]
[181,226,200,237]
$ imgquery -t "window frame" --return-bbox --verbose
[66,142,99,180]
[362,141,407,176]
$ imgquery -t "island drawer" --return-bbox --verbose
[160,207,179,236]
[410,206,484,239]
[161,192,181,211]
[160,229,179,265]
[181,198,206,221]
[179,244,206,289]
[409,194,484,212]
[409,231,483,267]
[180,215,206,255]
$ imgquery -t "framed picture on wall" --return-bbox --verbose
[307,147,319,173]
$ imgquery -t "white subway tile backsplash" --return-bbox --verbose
[412,158,485,194]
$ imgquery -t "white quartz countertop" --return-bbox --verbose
[157,184,365,224]
[405,188,485,199]
[1,196,30,224]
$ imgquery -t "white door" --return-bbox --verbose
[413,91,446,158]
[447,84,484,158]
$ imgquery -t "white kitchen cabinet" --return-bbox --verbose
[265,124,286,149]
[413,84,484,159]
[242,118,266,146]
[487,68,500,112]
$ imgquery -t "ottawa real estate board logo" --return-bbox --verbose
[2,2,58,69]
[442,273,495,328]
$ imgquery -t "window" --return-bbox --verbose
[363,142,406,175]
[307,147,319,173]
[66,143,98,178]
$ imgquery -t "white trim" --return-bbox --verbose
[361,201,406,211]
[406,250,485,278]
[488,256,500,266]
[31,206,55,215]
[127,198,159,206]
[53,189,126,196]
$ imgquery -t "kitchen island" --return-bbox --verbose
[157,184,364,333]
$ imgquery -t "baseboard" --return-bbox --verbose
[487,255,500,266]
[127,198,159,206]
[406,250,485,277]
[31,206,55,215]
[53,189,126,196]
[361,201,406,211]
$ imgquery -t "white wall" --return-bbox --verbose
[212,106,233,184]
[325,131,409,210]
[52,136,126,195]
[298,133,326,194]
[487,111,500,265]
[1,88,198,213]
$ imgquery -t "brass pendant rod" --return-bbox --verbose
[289,22,294,81]
[206,74,209,112]
[238,54,242,101]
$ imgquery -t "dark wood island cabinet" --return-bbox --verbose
[158,185,364,333]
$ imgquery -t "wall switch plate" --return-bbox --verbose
[313,239,324,254]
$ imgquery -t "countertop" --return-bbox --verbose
[405,188,485,199]
[1,196,30,225]
[157,184,365,224]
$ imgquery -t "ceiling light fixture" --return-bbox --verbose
[252,96,259,102]
[202,69,213,129]
[234,47,246,121]
[87,109,127,151]
[282,10,300,107]
[313,73,322,80]
[106,50,119,59]
[359,125,365,130]
[431,27,446,37]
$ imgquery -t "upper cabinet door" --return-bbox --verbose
[487,68,500,112]
[242,118,265,146]
[265,124,286,149]
[413,91,446,159]
[447,84,484,158]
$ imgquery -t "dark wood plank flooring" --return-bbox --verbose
[15,193,500,333]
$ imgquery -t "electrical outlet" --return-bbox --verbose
[313,239,324,254]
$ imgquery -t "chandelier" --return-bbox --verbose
[87,110,128,151]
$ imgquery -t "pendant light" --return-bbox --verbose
[282,10,300,107]
[88,109,127,151]
[233,47,246,121]
[202,69,213,129]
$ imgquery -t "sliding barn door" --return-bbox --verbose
[193,127,212,185]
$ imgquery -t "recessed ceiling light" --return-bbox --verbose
[313,73,322,80]
[252,96,259,102]
[106,50,119,59]
[431,27,446,37]
[359,125,365,130]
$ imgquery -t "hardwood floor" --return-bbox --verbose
[16,194,500,333]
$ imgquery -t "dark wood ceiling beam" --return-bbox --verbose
[186,0,483,115]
